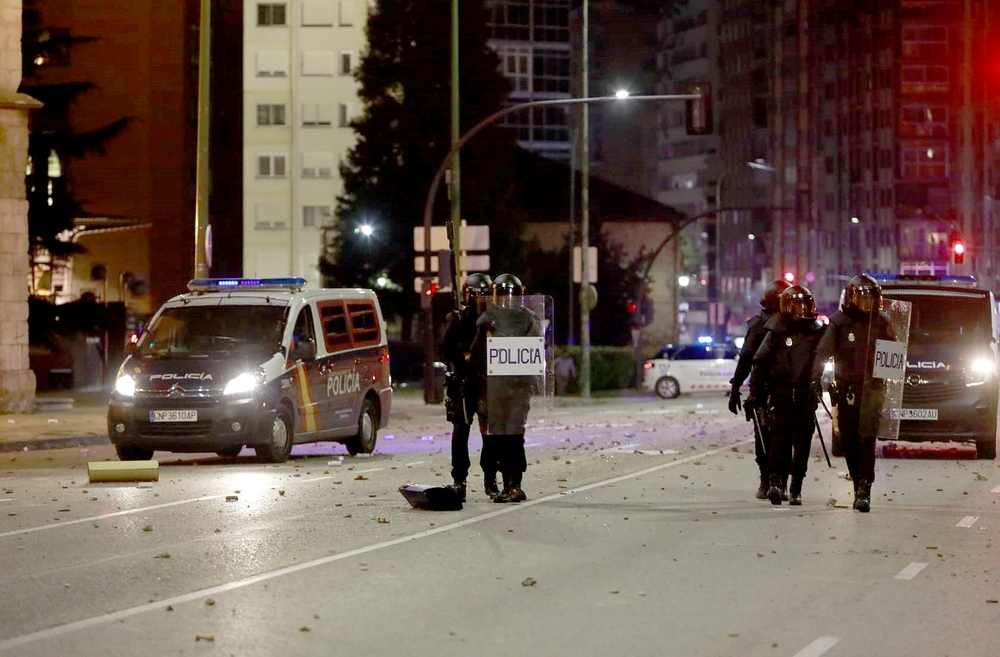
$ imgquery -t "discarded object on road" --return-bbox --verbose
[88,460,159,483]
[399,484,462,511]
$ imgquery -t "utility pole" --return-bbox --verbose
[193,0,211,278]
[580,0,591,398]
[449,0,461,285]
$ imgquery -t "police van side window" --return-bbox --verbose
[291,306,317,359]
[347,301,380,346]
[319,301,351,351]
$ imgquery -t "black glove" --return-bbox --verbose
[809,380,823,408]
[727,388,741,415]
[744,394,757,423]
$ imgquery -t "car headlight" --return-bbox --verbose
[966,357,996,385]
[115,374,136,397]
[224,372,260,396]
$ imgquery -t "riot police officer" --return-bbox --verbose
[749,285,826,506]
[728,279,791,499]
[812,274,894,512]
[440,273,492,502]
[467,273,541,503]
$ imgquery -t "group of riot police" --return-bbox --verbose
[440,272,541,505]
[729,274,894,512]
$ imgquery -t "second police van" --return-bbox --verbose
[108,278,392,462]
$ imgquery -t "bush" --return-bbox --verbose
[554,345,636,392]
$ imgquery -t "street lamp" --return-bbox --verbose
[420,93,702,401]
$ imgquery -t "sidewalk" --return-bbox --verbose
[1,387,646,453]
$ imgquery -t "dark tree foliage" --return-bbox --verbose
[20,25,131,264]
[330,0,519,315]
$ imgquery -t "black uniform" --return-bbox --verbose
[812,309,895,490]
[467,303,542,499]
[440,305,480,487]
[732,312,773,478]
[750,315,826,502]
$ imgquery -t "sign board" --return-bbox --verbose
[573,246,598,283]
[486,336,546,376]
[413,225,490,252]
[872,338,906,380]
[460,254,490,271]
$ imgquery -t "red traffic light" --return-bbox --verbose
[424,282,438,296]
[783,271,795,283]
[953,242,965,264]
[953,242,965,255]
[625,300,638,314]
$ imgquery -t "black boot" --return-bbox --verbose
[781,474,789,501]
[755,472,769,500]
[448,479,467,503]
[788,476,803,506]
[852,479,859,510]
[507,472,527,503]
[484,473,500,500]
[767,475,783,505]
[855,479,871,513]
[493,474,512,503]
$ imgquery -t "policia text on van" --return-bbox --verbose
[108,278,393,462]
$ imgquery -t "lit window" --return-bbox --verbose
[257,4,287,26]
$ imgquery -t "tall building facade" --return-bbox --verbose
[486,0,572,161]
[243,0,367,286]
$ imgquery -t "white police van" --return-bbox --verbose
[108,278,392,462]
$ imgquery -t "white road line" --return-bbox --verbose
[353,467,384,474]
[956,515,979,528]
[0,439,751,651]
[894,563,928,580]
[991,485,1000,493]
[791,636,839,657]
[405,461,426,467]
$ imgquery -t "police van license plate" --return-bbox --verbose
[891,408,938,421]
[150,410,198,422]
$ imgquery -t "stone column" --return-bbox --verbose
[0,0,42,413]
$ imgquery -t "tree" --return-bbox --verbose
[330,0,518,311]
[20,22,130,287]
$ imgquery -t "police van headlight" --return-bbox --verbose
[224,372,260,396]
[114,374,136,397]
[966,357,996,385]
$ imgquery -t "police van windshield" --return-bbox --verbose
[135,305,288,358]
[885,292,988,342]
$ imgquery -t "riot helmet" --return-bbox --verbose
[760,279,792,313]
[842,274,882,319]
[491,273,524,309]
[779,285,818,322]
[462,272,492,312]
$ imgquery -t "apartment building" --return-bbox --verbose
[243,0,366,286]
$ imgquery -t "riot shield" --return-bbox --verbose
[863,298,912,441]
[477,294,554,436]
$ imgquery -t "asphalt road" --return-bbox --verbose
[1,393,997,656]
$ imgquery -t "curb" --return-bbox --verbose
[0,434,110,453]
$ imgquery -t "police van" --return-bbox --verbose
[107,278,392,462]
[866,274,998,459]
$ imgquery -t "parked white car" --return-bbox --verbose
[642,342,742,399]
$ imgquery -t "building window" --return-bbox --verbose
[254,202,288,230]
[302,1,334,26]
[901,144,948,180]
[302,51,334,76]
[257,154,287,178]
[338,102,350,127]
[303,205,332,227]
[256,104,286,126]
[302,102,333,126]
[257,3,287,26]
[302,152,334,178]
[256,51,289,77]
[339,0,354,26]
[340,52,353,75]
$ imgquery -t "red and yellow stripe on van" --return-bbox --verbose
[294,362,321,432]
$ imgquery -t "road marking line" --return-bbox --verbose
[894,562,928,580]
[956,515,979,528]
[792,636,838,657]
[354,467,383,474]
[0,439,751,651]
[991,485,1000,493]
[405,461,426,467]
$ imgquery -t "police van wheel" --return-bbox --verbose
[215,446,242,459]
[116,443,154,461]
[975,436,996,460]
[654,376,680,399]
[256,409,293,463]
[346,398,378,456]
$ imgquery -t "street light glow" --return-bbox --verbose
[360,224,373,237]
[615,89,629,99]
[747,233,756,240]
[678,275,691,287]
[850,216,860,224]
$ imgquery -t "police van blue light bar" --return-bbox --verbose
[187,277,308,292]
[865,273,977,288]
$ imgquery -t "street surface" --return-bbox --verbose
[1,392,997,656]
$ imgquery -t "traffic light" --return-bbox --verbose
[685,82,713,135]
[953,241,965,265]
[626,299,641,327]
[784,271,795,283]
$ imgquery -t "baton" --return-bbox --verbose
[817,393,834,420]
[813,412,833,468]
[749,405,767,456]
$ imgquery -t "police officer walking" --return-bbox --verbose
[812,274,894,512]
[440,273,492,502]
[749,285,826,505]
[467,273,541,503]
[728,279,791,499]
